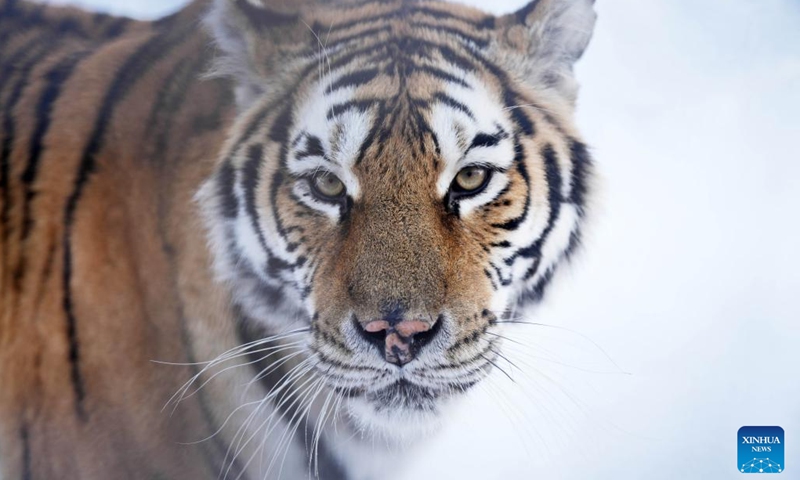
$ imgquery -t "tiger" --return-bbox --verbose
[0,0,597,478]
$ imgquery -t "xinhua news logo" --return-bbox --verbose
[739,426,784,474]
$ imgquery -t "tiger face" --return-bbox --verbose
[200,0,596,440]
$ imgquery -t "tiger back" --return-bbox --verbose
[0,1,249,477]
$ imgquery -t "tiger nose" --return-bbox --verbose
[359,318,439,366]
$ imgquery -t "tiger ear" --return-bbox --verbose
[205,0,315,109]
[496,0,596,103]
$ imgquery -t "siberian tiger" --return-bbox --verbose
[0,0,597,478]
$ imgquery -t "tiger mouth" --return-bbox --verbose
[341,378,476,413]
[367,379,440,412]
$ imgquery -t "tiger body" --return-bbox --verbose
[0,0,597,479]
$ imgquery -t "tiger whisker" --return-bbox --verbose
[490,346,595,438]
[177,398,265,446]
[480,353,515,384]
[485,330,527,347]
[272,380,328,480]
[153,328,310,367]
[224,366,318,480]
[163,340,307,414]
[501,341,630,375]
[230,377,319,480]
[501,102,549,114]
[210,328,311,361]
[476,379,538,455]
[493,318,629,374]
[310,387,337,477]
[222,359,315,477]
[488,345,524,375]
[182,342,306,404]
[253,378,325,480]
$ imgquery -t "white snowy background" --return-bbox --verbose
[45,0,800,478]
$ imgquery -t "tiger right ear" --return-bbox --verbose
[205,0,316,109]
[495,0,596,104]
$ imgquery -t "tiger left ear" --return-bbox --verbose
[496,0,596,103]
[206,0,319,109]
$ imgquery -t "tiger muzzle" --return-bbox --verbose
[361,318,439,366]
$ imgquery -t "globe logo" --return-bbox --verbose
[741,458,782,474]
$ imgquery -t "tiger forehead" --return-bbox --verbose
[281,1,516,198]
[289,69,509,183]
[298,0,497,84]
[308,1,496,41]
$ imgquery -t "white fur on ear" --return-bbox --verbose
[500,0,597,103]
[521,0,596,63]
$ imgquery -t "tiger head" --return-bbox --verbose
[200,0,596,441]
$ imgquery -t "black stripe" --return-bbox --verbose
[103,17,130,39]
[414,64,470,88]
[449,324,487,351]
[17,51,92,288]
[527,143,563,256]
[467,128,509,153]
[0,4,90,46]
[432,92,474,119]
[504,92,537,137]
[324,67,380,95]
[1,38,54,275]
[354,102,388,165]
[216,161,239,219]
[521,256,540,283]
[20,423,31,480]
[509,144,563,274]
[268,102,294,145]
[326,5,494,35]
[61,26,193,420]
[144,53,208,166]
[426,41,480,74]
[520,264,554,304]
[490,262,513,287]
[326,98,380,121]
[326,43,389,73]
[413,5,495,29]
[568,139,591,211]
[322,9,409,34]
[267,167,302,259]
[295,134,326,159]
[484,268,498,291]
[410,21,490,49]
[492,140,530,231]
[241,143,270,254]
[323,25,393,51]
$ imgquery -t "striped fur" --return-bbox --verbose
[0,0,596,479]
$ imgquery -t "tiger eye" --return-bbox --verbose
[312,172,345,198]
[455,166,489,192]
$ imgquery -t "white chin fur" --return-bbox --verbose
[344,395,445,446]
